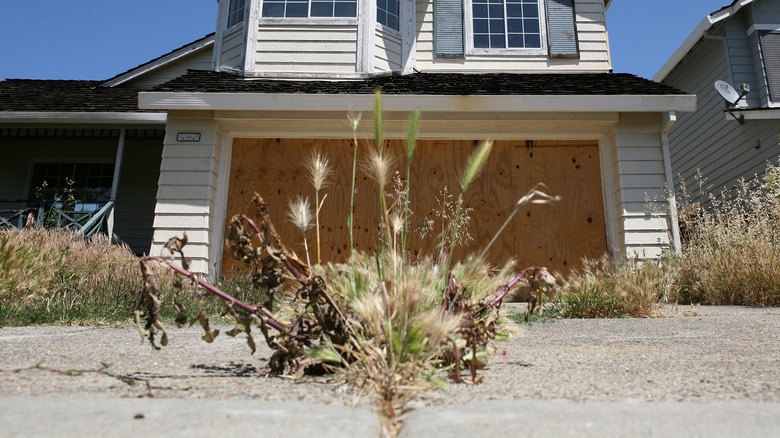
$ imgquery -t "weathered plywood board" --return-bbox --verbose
[223,138,606,277]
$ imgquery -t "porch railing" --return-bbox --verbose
[0,200,115,237]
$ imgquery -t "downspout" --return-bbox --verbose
[107,128,126,242]
[661,112,682,254]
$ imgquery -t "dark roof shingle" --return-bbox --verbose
[152,70,688,95]
[0,79,153,112]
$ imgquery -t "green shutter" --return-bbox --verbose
[546,0,579,59]
[434,0,464,58]
[761,31,780,102]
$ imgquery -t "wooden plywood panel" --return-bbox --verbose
[507,140,606,276]
[224,138,382,272]
[223,138,606,277]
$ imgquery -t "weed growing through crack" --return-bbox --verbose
[137,93,559,436]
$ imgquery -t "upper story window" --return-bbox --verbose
[377,0,400,31]
[227,0,247,28]
[472,0,542,49]
[262,0,357,17]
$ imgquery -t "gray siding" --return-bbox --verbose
[664,37,780,204]
[725,11,762,107]
[751,0,780,23]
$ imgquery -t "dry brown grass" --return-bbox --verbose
[670,163,780,306]
[554,255,675,318]
[0,227,186,325]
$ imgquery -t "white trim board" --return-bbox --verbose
[735,108,780,120]
[139,92,697,113]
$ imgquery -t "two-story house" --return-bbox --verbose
[655,0,780,203]
[1,0,695,280]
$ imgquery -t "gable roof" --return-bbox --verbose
[102,33,215,88]
[151,70,686,96]
[653,0,756,81]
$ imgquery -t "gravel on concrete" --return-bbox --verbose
[1,305,779,437]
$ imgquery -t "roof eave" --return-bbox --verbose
[653,0,757,82]
[139,92,697,113]
[0,111,167,125]
[102,36,215,88]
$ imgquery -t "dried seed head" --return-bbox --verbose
[287,196,313,233]
[516,183,561,207]
[307,150,332,192]
[364,145,397,189]
[347,110,363,131]
[460,140,493,192]
[390,212,404,236]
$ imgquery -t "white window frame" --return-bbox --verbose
[226,0,247,29]
[376,0,400,32]
[464,0,547,56]
[259,0,359,19]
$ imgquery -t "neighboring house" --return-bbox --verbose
[654,0,780,203]
[2,0,696,280]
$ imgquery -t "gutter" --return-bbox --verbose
[661,111,682,254]
[0,112,167,125]
[139,92,697,113]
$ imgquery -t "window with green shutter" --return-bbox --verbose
[760,31,780,103]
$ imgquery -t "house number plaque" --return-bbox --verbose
[177,133,201,142]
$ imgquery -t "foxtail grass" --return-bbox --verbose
[306,149,332,265]
[287,196,314,266]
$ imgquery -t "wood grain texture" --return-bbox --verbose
[223,138,606,277]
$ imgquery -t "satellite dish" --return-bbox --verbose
[715,80,741,105]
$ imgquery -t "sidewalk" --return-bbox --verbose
[2,305,779,437]
[3,395,780,437]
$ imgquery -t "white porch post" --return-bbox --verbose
[107,128,126,241]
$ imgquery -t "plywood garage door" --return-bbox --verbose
[223,138,606,276]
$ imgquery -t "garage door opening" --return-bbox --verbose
[223,138,607,279]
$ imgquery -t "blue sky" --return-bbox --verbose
[0,0,730,81]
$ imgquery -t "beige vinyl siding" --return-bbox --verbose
[221,25,246,70]
[612,114,673,259]
[151,113,222,275]
[415,0,610,72]
[664,37,779,204]
[122,48,214,89]
[375,26,402,72]
[255,24,359,73]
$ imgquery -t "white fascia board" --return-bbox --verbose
[139,92,697,113]
[0,112,167,125]
[604,0,613,11]
[653,0,757,82]
[735,109,780,120]
[103,37,215,88]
